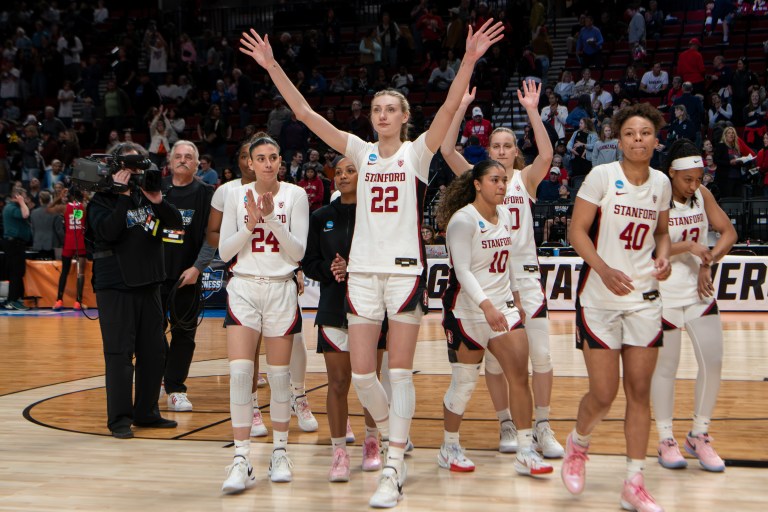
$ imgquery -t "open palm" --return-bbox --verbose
[239,29,274,69]
[517,79,541,110]
[464,19,505,61]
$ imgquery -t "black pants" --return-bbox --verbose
[97,286,167,432]
[57,255,85,302]
[3,238,27,302]
[160,279,202,395]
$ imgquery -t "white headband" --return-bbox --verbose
[671,156,703,170]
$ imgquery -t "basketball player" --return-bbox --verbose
[240,19,504,507]
[303,156,387,481]
[207,140,317,439]
[562,103,671,512]
[441,82,563,458]
[49,187,87,310]
[651,139,736,472]
[435,159,553,477]
[219,135,309,493]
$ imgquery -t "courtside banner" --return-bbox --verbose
[296,256,768,312]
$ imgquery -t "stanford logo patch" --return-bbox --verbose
[515,184,521,192]
[278,202,284,208]
[398,159,404,167]
[652,195,657,204]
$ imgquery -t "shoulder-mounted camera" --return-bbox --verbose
[71,153,162,193]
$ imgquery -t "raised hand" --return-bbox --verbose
[244,188,262,230]
[260,191,274,216]
[464,19,505,62]
[239,29,275,69]
[517,79,541,111]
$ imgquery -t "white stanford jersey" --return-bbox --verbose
[576,161,671,309]
[504,170,540,278]
[221,182,309,278]
[211,177,247,212]
[443,204,515,321]
[661,189,712,308]
[345,133,433,275]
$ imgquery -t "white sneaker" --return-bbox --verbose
[268,449,294,483]
[405,437,414,454]
[499,420,518,453]
[345,418,355,443]
[221,455,256,494]
[534,420,565,458]
[369,464,406,508]
[291,394,318,432]
[167,392,193,412]
[437,443,475,472]
[514,447,554,476]
[250,408,268,437]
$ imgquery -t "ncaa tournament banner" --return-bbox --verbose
[203,256,768,312]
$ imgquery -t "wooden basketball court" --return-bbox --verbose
[0,310,765,511]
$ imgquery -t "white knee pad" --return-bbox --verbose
[267,365,291,423]
[389,368,415,444]
[347,313,382,326]
[444,363,480,416]
[230,359,255,428]
[390,308,423,325]
[289,332,307,386]
[352,371,390,423]
[526,318,553,373]
[484,351,503,375]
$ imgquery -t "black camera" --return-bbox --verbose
[72,153,163,193]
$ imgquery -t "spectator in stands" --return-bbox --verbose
[757,132,768,196]
[105,130,121,153]
[59,129,80,172]
[30,190,57,260]
[197,104,230,170]
[461,106,493,148]
[709,55,733,96]
[645,1,664,40]
[323,108,342,131]
[445,48,461,75]
[158,74,180,103]
[640,62,669,97]
[277,161,294,183]
[2,99,20,124]
[322,148,339,179]
[298,166,324,212]
[353,67,372,95]
[41,106,66,138]
[462,135,488,164]
[711,0,736,44]
[43,159,65,191]
[542,92,569,139]
[221,167,237,184]
[667,104,700,146]
[674,82,705,137]
[708,93,733,129]
[591,82,612,110]
[2,187,31,310]
[288,152,304,182]
[148,107,172,169]
[421,224,437,245]
[551,153,569,185]
[390,66,413,95]
[291,70,309,96]
[566,94,594,129]
[531,25,554,86]
[730,57,760,126]
[714,126,755,198]
[57,30,83,83]
[518,123,539,165]
[567,14,587,55]
[573,67,596,98]
[178,33,197,75]
[346,99,374,142]
[703,139,715,160]
[485,45,511,100]
[676,39,706,95]
[280,111,310,164]
[321,8,341,56]
[576,15,603,68]
[537,167,563,202]
[554,70,575,103]
[147,31,168,86]
[372,69,389,92]
[592,123,620,167]
[267,95,291,140]
[378,12,401,70]
[212,79,234,116]
[359,27,382,79]
[443,8,465,54]
[329,65,353,94]
[20,123,41,186]
[302,149,324,178]
[56,80,75,128]
[308,67,327,96]
[566,117,597,186]
[743,89,767,150]
[611,82,628,106]
[619,65,640,99]
[166,107,185,145]
[416,5,445,60]
[428,58,456,92]
[196,154,218,186]
[627,4,646,50]
[664,76,684,110]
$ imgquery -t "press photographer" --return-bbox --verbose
[84,142,183,439]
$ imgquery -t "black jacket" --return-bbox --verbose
[87,188,183,291]
[302,198,355,328]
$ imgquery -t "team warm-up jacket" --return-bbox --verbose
[87,188,183,291]
[302,197,355,328]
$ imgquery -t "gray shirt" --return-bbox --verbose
[30,206,59,251]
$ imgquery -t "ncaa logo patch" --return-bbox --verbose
[479,221,486,228]
[201,267,224,300]
[368,153,378,162]
[615,180,625,189]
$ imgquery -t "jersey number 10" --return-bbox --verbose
[489,250,509,273]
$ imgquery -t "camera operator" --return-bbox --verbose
[86,142,183,438]
[161,140,215,412]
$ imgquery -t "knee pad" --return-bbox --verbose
[267,365,291,423]
[352,371,390,423]
[484,351,503,375]
[289,332,307,385]
[388,368,415,444]
[230,359,255,428]
[525,318,553,373]
[444,363,480,416]
[390,308,423,325]
[347,313,382,326]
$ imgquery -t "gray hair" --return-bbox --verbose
[169,140,200,162]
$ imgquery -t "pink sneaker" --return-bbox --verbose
[657,438,688,469]
[684,433,725,472]
[250,408,268,437]
[362,436,382,471]
[328,447,351,482]
[561,433,589,495]
[620,472,664,512]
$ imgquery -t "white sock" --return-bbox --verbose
[251,392,259,408]
[365,425,378,439]
[273,430,288,451]
[234,439,250,458]
[572,428,591,448]
[518,428,533,451]
[656,418,674,441]
[691,415,711,436]
[534,406,550,425]
[626,458,645,480]
[331,436,347,451]
[496,408,512,425]
[443,430,460,445]
[291,385,305,398]
[386,445,405,474]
